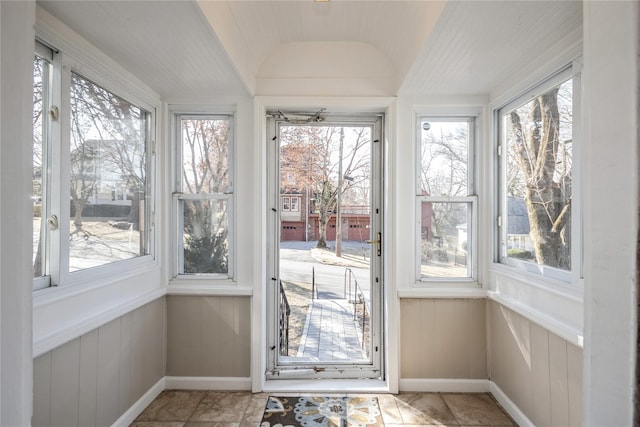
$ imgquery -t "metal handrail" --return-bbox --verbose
[344,268,370,350]
[279,281,291,355]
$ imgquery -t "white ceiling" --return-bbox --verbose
[37,0,583,100]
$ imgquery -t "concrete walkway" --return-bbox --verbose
[296,298,367,361]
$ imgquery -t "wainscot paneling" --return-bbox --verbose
[32,297,165,427]
[166,295,251,377]
[489,299,582,426]
[400,298,487,379]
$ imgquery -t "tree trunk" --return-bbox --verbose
[512,90,571,270]
[317,211,328,248]
[73,199,86,232]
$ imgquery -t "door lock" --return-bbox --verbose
[365,232,382,256]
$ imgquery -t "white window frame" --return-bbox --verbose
[290,196,299,212]
[496,64,582,286]
[281,196,290,212]
[415,115,478,284]
[32,40,157,292]
[172,112,235,281]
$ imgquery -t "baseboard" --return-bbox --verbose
[399,378,490,393]
[164,376,252,390]
[112,377,165,427]
[489,381,535,427]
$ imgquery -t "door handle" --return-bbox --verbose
[365,232,381,256]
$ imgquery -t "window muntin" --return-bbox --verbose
[68,73,150,272]
[499,72,574,278]
[176,116,233,278]
[417,118,476,281]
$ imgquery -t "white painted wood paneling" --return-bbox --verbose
[401,1,582,96]
[489,300,582,427]
[400,298,487,379]
[38,1,248,99]
[167,295,251,377]
[32,298,165,427]
[78,330,99,427]
[51,339,81,427]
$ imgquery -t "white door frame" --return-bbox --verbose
[251,97,398,392]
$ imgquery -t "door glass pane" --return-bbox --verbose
[277,124,372,364]
[503,78,572,270]
[181,198,229,274]
[69,73,149,272]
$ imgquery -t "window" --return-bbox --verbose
[290,196,299,212]
[32,48,52,285]
[174,115,233,278]
[416,117,476,281]
[281,196,300,212]
[32,42,155,291]
[497,67,578,281]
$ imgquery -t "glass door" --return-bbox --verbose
[266,112,383,380]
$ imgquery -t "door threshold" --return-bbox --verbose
[262,378,389,394]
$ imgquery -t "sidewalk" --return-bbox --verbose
[296,298,367,361]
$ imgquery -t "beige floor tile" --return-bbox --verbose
[395,393,459,425]
[374,394,403,424]
[184,422,241,427]
[442,393,515,426]
[136,390,206,422]
[242,394,270,424]
[130,422,186,427]
[190,392,253,423]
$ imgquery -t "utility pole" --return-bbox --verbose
[336,127,344,257]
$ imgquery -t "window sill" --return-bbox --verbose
[398,284,485,299]
[168,278,252,296]
[490,263,582,302]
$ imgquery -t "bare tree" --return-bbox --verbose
[420,123,469,239]
[280,124,370,249]
[70,74,147,233]
[507,81,572,269]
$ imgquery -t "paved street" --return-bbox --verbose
[279,240,371,303]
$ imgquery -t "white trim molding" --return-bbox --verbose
[112,377,165,427]
[489,381,535,427]
[399,378,490,393]
[164,376,252,391]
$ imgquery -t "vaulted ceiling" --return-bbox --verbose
[38,0,583,100]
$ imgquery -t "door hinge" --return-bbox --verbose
[497,145,502,156]
[497,215,502,227]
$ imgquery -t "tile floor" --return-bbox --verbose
[131,390,517,426]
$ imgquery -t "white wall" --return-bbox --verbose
[583,2,640,425]
[0,1,35,425]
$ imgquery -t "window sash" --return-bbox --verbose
[33,45,157,291]
[33,54,52,290]
[497,66,577,282]
[415,115,477,283]
[174,114,235,280]
[416,196,477,281]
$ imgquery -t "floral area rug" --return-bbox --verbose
[261,395,383,427]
